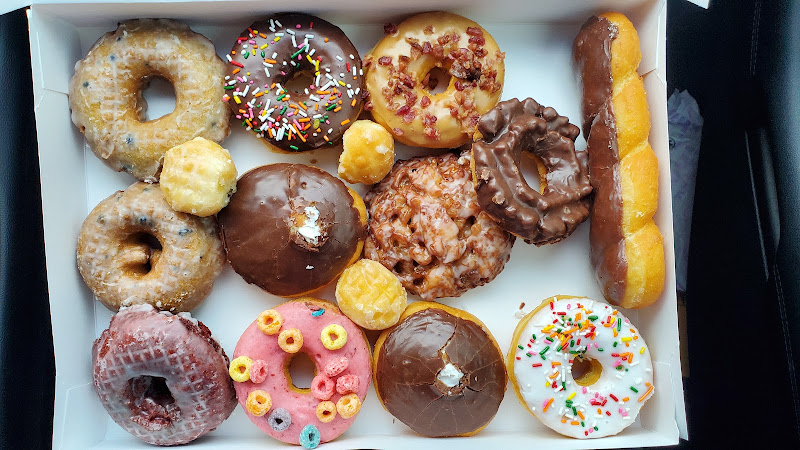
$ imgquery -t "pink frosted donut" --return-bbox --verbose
[231,299,371,448]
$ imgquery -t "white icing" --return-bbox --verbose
[297,206,321,244]
[437,363,464,388]
[512,298,654,439]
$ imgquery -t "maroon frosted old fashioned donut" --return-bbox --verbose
[92,304,237,445]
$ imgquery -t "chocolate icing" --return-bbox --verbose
[218,164,365,297]
[375,308,506,437]
[472,98,592,245]
[225,13,363,151]
[573,16,627,302]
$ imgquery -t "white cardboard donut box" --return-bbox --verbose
[3,0,703,447]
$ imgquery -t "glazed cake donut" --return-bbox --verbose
[224,13,364,152]
[76,182,225,312]
[219,164,367,297]
[230,299,371,448]
[69,19,230,182]
[507,296,654,438]
[92,304,237,446]
[373,302,507,437]
[471,98,593,245]
[573,12,665,308]
[364,152,515,300]
[365,12,505,148]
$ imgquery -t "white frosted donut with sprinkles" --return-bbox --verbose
[223,13,364,152]
[507,295,654,438]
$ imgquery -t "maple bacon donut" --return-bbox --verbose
[507,296,654,438]
[231,299,371,448]
[365,12,505,148]
[92,304,237,445]
[77,182,225,312]
[224,13,364,152]
[69,19,230,182]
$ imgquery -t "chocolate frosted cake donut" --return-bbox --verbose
[219,164,367,297]
[364,152,515,300]
[471,98,593,245]
[373,302,507,437]
[224,13,364,152]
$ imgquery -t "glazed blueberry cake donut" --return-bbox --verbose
[76,182,225,312]
[507,296,655,438]
[224,13,364,152]
[69,19,230,181]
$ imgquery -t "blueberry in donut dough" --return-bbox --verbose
[224,13,364,152]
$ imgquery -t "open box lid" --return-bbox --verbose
[2,0,710,17]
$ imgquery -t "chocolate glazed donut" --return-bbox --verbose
[92,304,236,445]
[224,14,364,151]
[219,164,367,297]
[374,303,507,437]
[471,98,593,245]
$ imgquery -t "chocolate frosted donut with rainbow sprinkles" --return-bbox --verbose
[223,13,364,152]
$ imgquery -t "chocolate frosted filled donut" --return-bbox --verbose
[471,98,593,245]
[92,304,237,445]
[224,14,364,152]
[373,302,507,437]
[219,164,367,297]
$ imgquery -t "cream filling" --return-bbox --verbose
[297,206,321,244]
[437,362,464,388]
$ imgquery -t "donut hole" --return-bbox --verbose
[141,76,176,121]
[572,357,603,386]
[422,66,451,95]
[285,70,316,94]
[125,375,178,426]
[123,232,163,275]
[518,153,545,193]
[286,352,316,392]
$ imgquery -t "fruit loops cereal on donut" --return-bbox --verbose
[231,299,371,448]
[224,13,364,152]
[507,296,655,438]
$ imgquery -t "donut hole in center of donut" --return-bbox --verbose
[572,357,603,386]
[422,66,451,95]
[284,70,317,94]
[286,352,317,393]
[518,152,546,194]
[125,375,177,426]
[122,232,163,275]
[140,76,176,122]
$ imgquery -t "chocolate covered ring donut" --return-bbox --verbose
[224,14,364,152]
[471,98,593,245]
[373,302,507,437]
[219,164,367,297]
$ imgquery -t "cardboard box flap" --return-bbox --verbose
[3,0,709,19]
